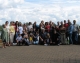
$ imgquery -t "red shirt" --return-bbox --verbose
[64,23,69,29]
[45,25,50,32]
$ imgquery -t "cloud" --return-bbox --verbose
[0,0,80,25]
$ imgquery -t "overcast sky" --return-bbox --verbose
[0,0,80,25]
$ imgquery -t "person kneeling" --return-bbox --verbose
[16,34,23,46]
[22,33,29,46]
[33,32,39,45]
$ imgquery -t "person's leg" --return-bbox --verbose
[35,41,39,45]
[25,39,29,46]
[57,39,60,46]
[11,33,15,45]
[9,33,12,46]
[33,41,36,45]
[22,40,25,45]
[6,32,10,46]
[72,32,75,44]
[3,42,6,48]
[61,34,63,44]
[18,41,20,46]
[75,32,78,44]
[69,33,73,44]
[63,33,67,44]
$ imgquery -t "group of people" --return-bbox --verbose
[1,20,80,48]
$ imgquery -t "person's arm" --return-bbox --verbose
[39,36,43,41]
[77,24,79,34]
[69,25,73,34]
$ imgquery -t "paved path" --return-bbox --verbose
[0,45,80,63]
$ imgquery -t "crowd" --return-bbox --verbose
[1,20,80,48]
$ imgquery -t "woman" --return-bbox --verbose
[2,24,8,48]
[59,21,66,44]
[5,21,10,46]
[9,22,15,46]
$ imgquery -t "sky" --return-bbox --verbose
[0,0,80,25]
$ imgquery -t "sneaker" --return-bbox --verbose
[58,44,60,46]
[44,44,48,46]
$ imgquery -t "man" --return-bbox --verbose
[73,20,79,44]
[64,20,69,44]
[51,30,61,46]
[67,22,73,44]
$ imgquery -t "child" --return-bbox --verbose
[29,33,33,44]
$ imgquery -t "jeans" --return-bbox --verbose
[61,33,66,44]
[72,31,78,44]
[33,41,39,45]
[69,33,73,44]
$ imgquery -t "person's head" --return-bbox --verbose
[49,20,52,24]
[73,20,76,24]
[2,24,6,28]
[23,23,26,26]
[12,21,15,25]
[61,21,63,25]
[5,21,9,25]
[36,31,39,35]
[57,21,59,25]
[29,22,32,25]
[41,20,44,24]
[30,33,33,37]
[46,33,50,38]
[18,34,21,37]
[68,19,70,24]
[45,22,48,25]
[64,20,66,24]
[61,21,64,27]
[15,21,19,25]
[18,22,22,26]
[68,22,72,26]
[10,21,13,25]
[34,21,36,25]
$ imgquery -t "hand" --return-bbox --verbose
[57,38,59,40]
[50,42,52,43]
[41,39,43,41]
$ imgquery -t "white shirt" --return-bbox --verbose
[18,26,23,34]
[6,25,10,33]
[27,25,33,31]
[16,36,22,42]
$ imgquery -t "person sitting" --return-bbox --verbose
[44,33,51,46]
[16,34,23,46]
[51,30,61,46]
[33,32,39,45]
[22,32,29,46]
[39,29,47,45]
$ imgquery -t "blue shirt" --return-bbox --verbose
[68,25,74,34]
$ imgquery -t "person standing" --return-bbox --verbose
[73,20,79,44]
[59,21,66,44]
[2,24,7,48]
[9,22,15,46]
[67,22,74,44]
[5,21,10,46]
